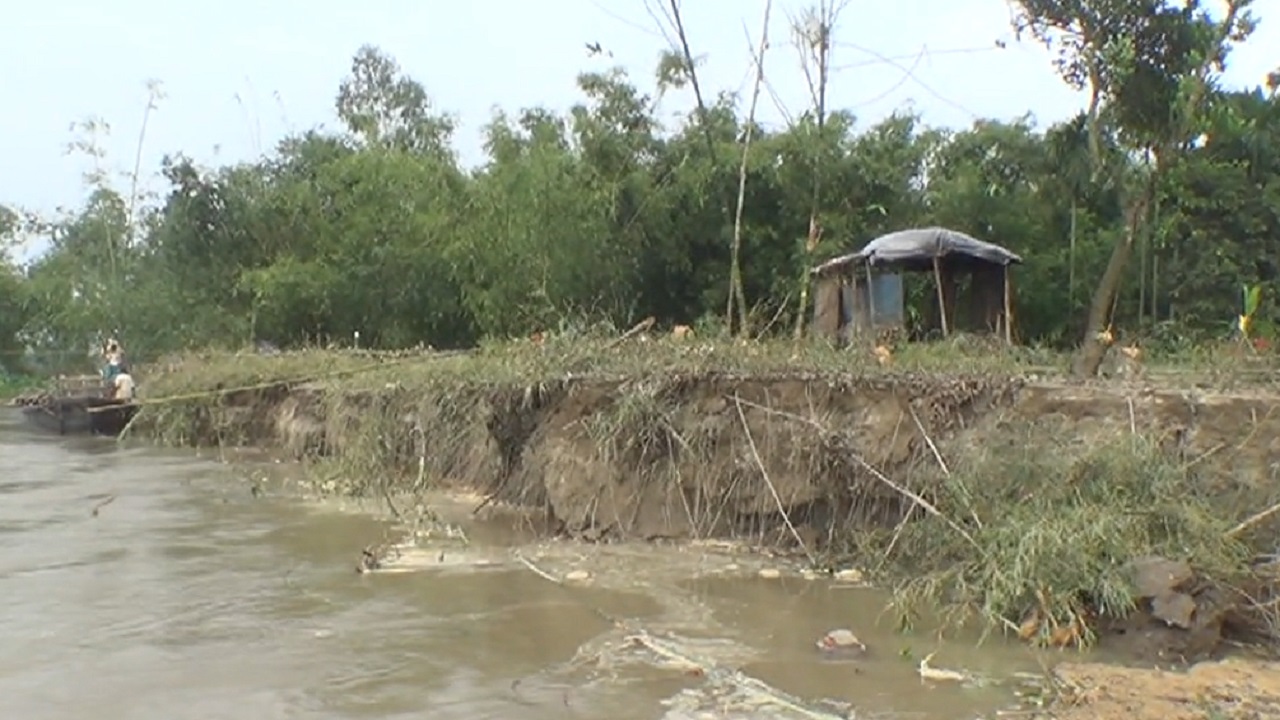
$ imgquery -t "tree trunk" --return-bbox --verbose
[792,6,833,341]
[1071,181,1153,377]
[728,0,773,337]
[1069,199,1077,308]
[665,0,742,332]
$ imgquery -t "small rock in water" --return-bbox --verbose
[564,570,591,582]
[724,563,740,572]
[817,628,867,655]
[834,568,864,583]
[801,569,819,580]
[757,568,782,579]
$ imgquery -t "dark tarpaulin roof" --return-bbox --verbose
[810,227,1023,276]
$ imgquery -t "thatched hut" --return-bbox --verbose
[809,227,1023,344]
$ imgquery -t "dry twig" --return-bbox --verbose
[1226,502,1280,540]
[732,393,817,565]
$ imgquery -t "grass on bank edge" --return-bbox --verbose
[872,426,1271,648]
[133,326,1280,401]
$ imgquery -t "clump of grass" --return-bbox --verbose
[137,330,1057,396]
[881,426,1259,646]
[583,379,683,467]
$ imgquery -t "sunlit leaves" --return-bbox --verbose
[336,45,455,159]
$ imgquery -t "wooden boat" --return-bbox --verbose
[17,375,139,437]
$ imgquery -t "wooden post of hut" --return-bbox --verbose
[932,255,950,338]
[1002,264,1015,344]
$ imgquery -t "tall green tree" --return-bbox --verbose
[8,41,1280,364]
[1011,0,1258,375]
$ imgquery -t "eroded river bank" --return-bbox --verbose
[16,341,1280,718]
[3,408,1071,719]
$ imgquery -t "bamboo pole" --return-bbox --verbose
[1003,265,1014,345]
[864,263,876,342]
[932,256,950,337]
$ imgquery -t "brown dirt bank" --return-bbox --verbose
[134,371,1280,539]
[1041,658,1280,720]
[129,351,1280,664]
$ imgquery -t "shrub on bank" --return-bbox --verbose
[879,430,1263,647]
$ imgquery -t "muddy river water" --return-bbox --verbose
[1,409,1061,719]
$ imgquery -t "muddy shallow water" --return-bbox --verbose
[2,409,1061,719]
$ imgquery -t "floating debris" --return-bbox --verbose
[833,568,864,583]
[918,652,967,683]
[816,629,866,656]
[90,494,117,517]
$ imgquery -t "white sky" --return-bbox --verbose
[3,0,1277,262]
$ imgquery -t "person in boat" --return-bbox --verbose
[111,370,136,402]
[102,339,127,378]
[101,339,135,401]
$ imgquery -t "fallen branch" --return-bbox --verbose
[1226,501,1280,540]
[381,481,405,523]
[470,486,504,516]
[562,317,658,374]
[515,553,564,584]
[908,404,951,476]
[908,404,982,530]
[605,316,656,350]
[876,509,913,573]
[733,393,817,565]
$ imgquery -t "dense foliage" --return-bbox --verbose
[3,3,1278,370]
